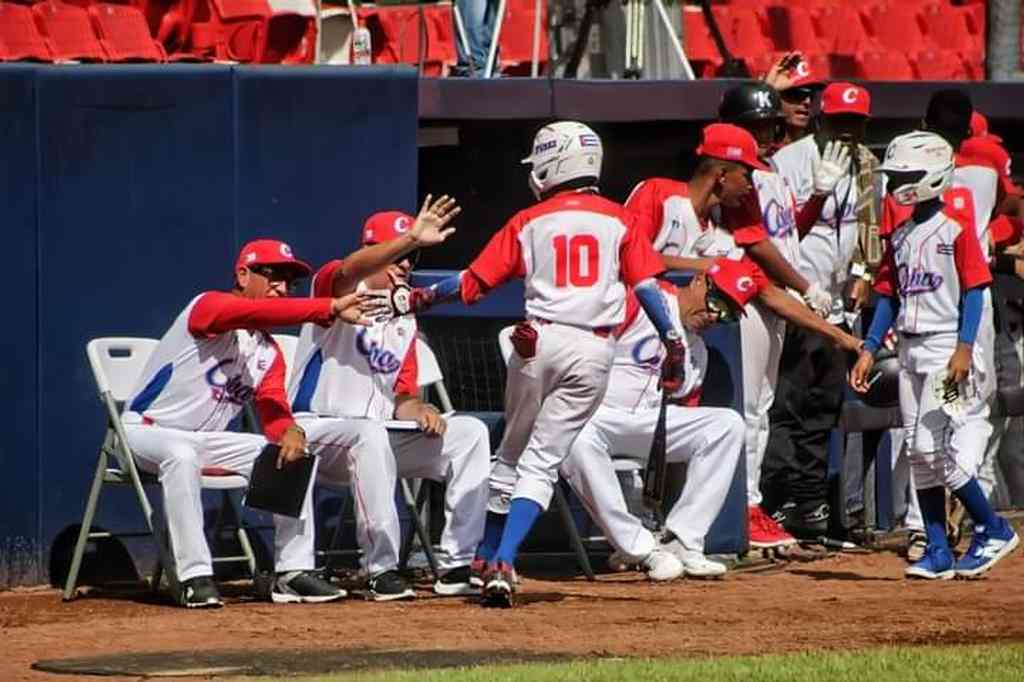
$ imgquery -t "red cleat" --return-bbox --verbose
[748,506,798,549]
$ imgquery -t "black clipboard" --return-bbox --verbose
[244,444,315,518]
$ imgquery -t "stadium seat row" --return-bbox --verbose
[683,0,985,81]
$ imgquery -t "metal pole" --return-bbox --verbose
[484,0,509,78]
[531,0,543,77]
[651,0,695,80]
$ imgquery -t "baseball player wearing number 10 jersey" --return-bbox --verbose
[403,121,684,607]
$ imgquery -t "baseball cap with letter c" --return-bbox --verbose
[362,211,415,245]
[235,239,312,277]
[696,123,769,171]
[821,82,871,117]
[706,257,760,316]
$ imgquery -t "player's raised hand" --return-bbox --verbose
[409,194,461,247]
[849,350,875,393]
[813,140,852,196]
[762,51,803,89]
[331,291,392,325]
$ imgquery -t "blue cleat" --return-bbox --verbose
[954,519,1020,579]
[905,544,955,581]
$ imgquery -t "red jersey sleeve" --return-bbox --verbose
[394,336,419,398]
[954,221,994,290]
[740,256,772,295]
[880,195,911,238]
[312,259,344,298]
[873,244,898,297]
[722,193,769,245]
[187,292,334,338]
[253,341,295,442]
[467,217,526,289]
[942,187,976,238]
[619,216,666,286]
[624,181,663,244]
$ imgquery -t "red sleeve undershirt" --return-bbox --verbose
[393,335,419,398]
[467,218,526,291]
[187,292,334,338]
[253,341,295,442]
[953,220,994,290]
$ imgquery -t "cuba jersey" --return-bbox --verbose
[754,166,800,266]
[875,211,992,334]
[603,282,706,411]
[289,263,418,421]
[624,178,706,258]
[468,190,664,329]
[773,135,861,323]
[123,293,301,440]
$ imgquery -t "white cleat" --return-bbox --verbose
[663,539,727,578]
[641,548,684,582]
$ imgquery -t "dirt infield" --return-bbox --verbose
[4,547,1024,681]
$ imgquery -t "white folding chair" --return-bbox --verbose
[63,338,256,601]
[496,325,596,581]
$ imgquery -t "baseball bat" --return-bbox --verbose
[642,392,669,527]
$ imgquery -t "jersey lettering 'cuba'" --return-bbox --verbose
[355,326,403,374]
[897,265,944,296]
[205,359,257,405]
[631,334,662,373]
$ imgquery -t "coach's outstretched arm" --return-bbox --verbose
[757,284,862,353]
[327,195,461,296]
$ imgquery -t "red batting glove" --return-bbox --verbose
[510,321,538,359]
[660,333,686,393]
[392,285,436,316]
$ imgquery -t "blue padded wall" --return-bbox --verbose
[0,66,41,584]
[2,64,418,586]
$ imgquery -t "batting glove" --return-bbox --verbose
[803,281,832,318]
[660,331,686,394]
[812,140,852,196]
[390,284,435,317]
[510,321,538,359]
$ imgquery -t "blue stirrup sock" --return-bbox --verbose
[917,486,949,551]
[952,478,1000,530]
[494,498,543,566]
[474,511,507,563]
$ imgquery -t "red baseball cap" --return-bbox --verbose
[970,111,1003,143]
[235,239,312,276]
[783,58,826,90]
[363,211,415,245]
[706,257,760,314]
[820,82,871,117]
[696,123,769,171]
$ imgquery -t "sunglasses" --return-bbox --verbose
[780,87,815,103]
[249,265,300,291]
[705,285,740,323]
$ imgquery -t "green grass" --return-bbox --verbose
[247,643,1024,682]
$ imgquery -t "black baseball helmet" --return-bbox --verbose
[860,347,900,409]
[718,82,784,124]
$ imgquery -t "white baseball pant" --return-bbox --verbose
[126,425,316,583]
[490,322,614,512]
[739,300,786,506]
[898,332,992,493]
[561,404,743,559]
[975,295,999,496]
[304,414,490,576]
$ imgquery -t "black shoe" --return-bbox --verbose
[180,576,223,609]
[785,502,829,539]
[272,570,346,604]
[434,565,480,596]
[368,570,415,602]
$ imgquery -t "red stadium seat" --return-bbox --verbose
[33,0,108,62]
[727,8,773,58]
[964,3,985,36]
[499,0,549,73]
[765,6,824,53]
[920,4,973,52]
[361,5,455,76]
[682,6,719,62]
[88,4,167,62]
[186,0,271,62]
[0,3,53,62]
[863,3,926,54]
[913,49,968,81]
[262,0,315,63]
[856,49,914,80]
[815,5,873,56]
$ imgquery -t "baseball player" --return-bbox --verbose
[851,131,1019,580]
[761,52,826,149]
[399,121,683,607]
[625,117,843,548]
[288,197,492,601]
[122,239,381,607]
[562,254,862,580]
[762,82,874,538]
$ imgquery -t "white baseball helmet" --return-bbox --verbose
[879,131,954,205]
[521,121,603,199]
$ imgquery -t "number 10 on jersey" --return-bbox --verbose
[553,234,599,287]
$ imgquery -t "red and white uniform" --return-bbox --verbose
[773,135,862,324]
[561,281,747,559]
[288,260,490,576]
[625,178,708,259]
[123,292,335,583]
[477,189,664,511]
[876,210,993,492]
